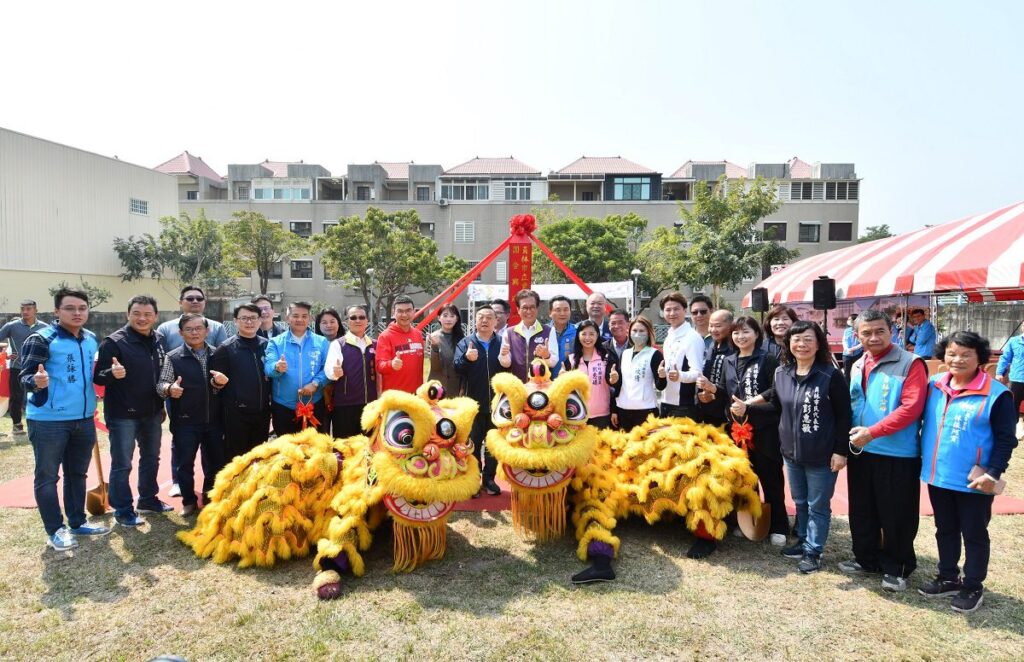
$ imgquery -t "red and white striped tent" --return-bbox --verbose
[743,201,1024,306]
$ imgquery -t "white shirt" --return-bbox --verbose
[498,320,560,369]
[659,322,706,405]
[325,332,372,380]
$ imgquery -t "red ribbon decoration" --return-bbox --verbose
[294,397,321,430]
[730,415,755,451]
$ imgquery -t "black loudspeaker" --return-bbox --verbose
[751,288,770,312]
[812,276,836,310]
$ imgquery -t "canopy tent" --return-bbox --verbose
[743,201,1024,306]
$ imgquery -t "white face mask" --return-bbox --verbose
[631,331,649,346]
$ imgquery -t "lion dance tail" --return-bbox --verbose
[177,429,345,568]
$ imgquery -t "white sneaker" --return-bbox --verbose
[47,526,79,551]
[732,527,746,538]
[769,533,787,546]
[168,483,181,498]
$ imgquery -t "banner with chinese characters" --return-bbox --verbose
[508,240,532,324]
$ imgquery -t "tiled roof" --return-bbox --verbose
[259,160,297,178]
[443,157,540,176]
[668,160,749,179]
[555,156,656,175]
[154,151,223,180]
[787,157,813,178]
[376,161,411,180]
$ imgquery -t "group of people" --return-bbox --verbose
[4,284,1021,614]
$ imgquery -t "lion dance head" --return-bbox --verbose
[486,360,597,540]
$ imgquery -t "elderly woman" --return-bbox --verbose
[735,320,851,574]
[917,331,1018,613]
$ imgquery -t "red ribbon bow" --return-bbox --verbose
[730,415,755,451]
[294,397,321,430]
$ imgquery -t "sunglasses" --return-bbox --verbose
[348,315,367,321]
[183,296,205,302]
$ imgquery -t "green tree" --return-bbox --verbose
[858,224,894,243]
[645,178,797,307]
[313,207,447,324]
[112,209,233,291]
[222,211,310,295]
[49,278,112,310]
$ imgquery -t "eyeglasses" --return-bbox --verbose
[183,296,205,303]
[690,309,710,315]
[348,315,367,321]
[236,316,260,323]
[182,326,206,333]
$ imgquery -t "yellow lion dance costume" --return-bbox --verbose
[487,361,764,583]
[178,381,480,599]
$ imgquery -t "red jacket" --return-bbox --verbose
[374,323,425,394]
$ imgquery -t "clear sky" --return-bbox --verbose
[2,0,1021,234]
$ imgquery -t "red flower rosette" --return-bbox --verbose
[294,396,321,430]
[509,214,537,237]
[730,415,755,452]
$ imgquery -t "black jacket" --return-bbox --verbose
[453,333,507,418]
[716,349,781,459]
[698,341,735,425]
[164,344,221,425]
[209,334,270,413]
[94,325,165,419]
[760,362,851,466]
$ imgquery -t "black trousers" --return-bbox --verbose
[660,402,698,420]
[847,451,922,577]
[589,415,612,430]
[222,407,271,464]
[1009,381,1024,418]
[331,403,368,439]
[272,401,329,438]
[616,408,658,432]
[927,484,993,590]
[750,449,790,536]
[8,367,24,426]
[470,416,497,482]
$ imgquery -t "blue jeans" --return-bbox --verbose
[106,415,163,517]
[28,418,96,535]
[172,423,223,506]
[785,458,839,557]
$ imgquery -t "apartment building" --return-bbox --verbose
[175,152,858,314]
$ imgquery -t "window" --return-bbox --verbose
[828,222,853,241]
[237,186,250,201]
[273,188,286,200]
[356,186,371,201]
[454,221,475,243]
[269,261,283,279]
[798,223,821,243]
[581,191,595,201]
[826,181,859,200]
[416,186,430,201]
[613,177,651,201]
[253,188,273,200]
[440,180,489,201]
[129,198,148,215]
[185,190,199,201]
[496,260,507,283]
[467,261,483,282]
[295,188,311,200]
[504,181,531,201]
[290,221,312,238]
[847,182,859,200]
[791,182,812,200]
[763,222,787,241]
[324,265,336,280]
[290,260,313,279]
[322,221,338,233]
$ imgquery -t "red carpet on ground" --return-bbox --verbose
[2,433,1023,516]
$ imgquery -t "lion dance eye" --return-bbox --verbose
[492,395,513,425]
[384,411,416,449]
[564,392,588,422]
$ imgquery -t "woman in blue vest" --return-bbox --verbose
[735,320,851,574]
[918,331,1018,614]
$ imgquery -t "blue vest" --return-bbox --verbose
[26,323,98,421]
[850,347,921,458]
[920,372,1008,494]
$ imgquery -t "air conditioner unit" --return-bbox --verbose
[267,291,283,303]
[438,198,449,207]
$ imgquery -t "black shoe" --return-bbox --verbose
[471,489,482,499]
[918,576,962,598]
[571,560,616,584]
[483,478,501,496]
[686,538,717,559]
[798,554,822,574]
[781,542,804,559]
[951,587,984,614]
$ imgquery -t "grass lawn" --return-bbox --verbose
[1,414,1022,661]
